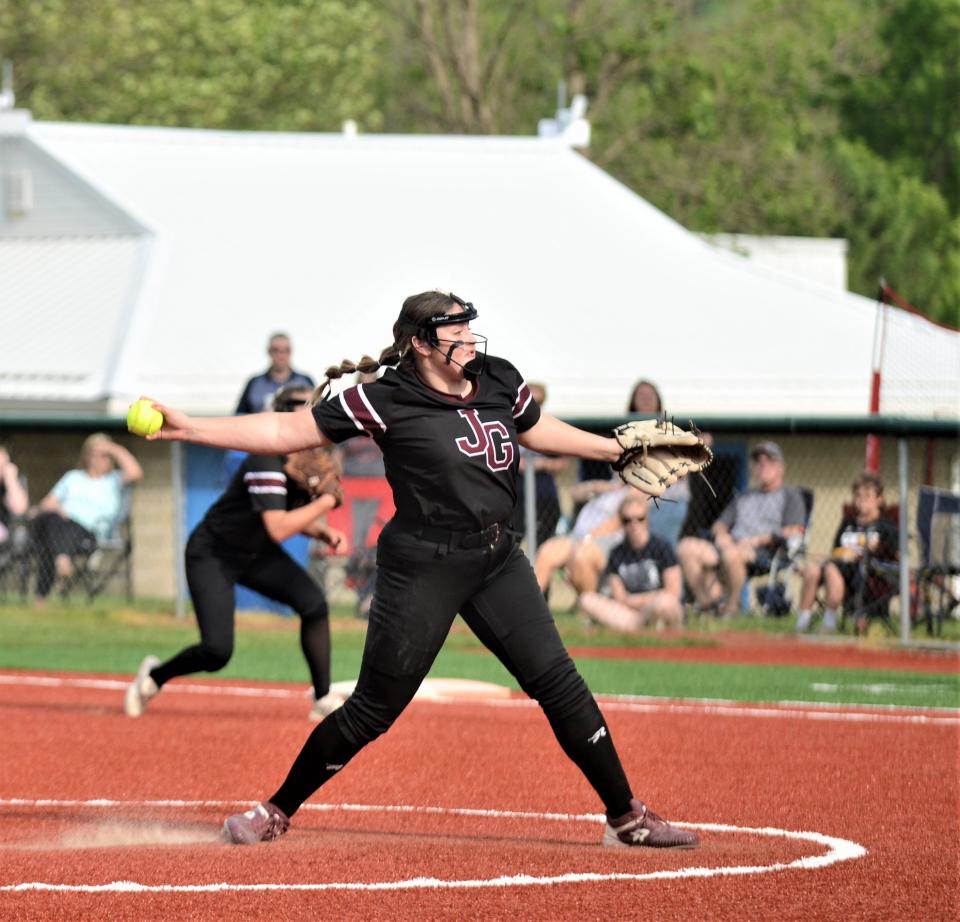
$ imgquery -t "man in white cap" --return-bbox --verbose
[677,441,806,618]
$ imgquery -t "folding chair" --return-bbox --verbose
[751,487,815,616]
[62,492,134,602]
[0,517,34,601]
[836,504,901,636]
[914,486,960,636]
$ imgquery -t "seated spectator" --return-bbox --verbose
[235,332,315,415]
[29,434,143,602]
[0,442,29,547]
[534,476,632,597]
[677,441,805,617]
[579,495,683,632]
[795,472,898,634]
[509,382,569,547]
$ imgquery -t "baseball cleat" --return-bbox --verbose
[124,654,161,717]
[309,691,346,722]
[603,799,699,849]
[222,802,290,845]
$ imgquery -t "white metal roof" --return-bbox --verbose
[0,235,147,401]
[6,116,959,419]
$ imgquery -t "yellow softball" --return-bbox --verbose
[127,399,164,437]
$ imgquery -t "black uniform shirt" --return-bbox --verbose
[604,536,678,594]
[832,515,899,561]
[311,355,540,530]
[200,454,311,554]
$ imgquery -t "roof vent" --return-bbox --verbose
[537,81,590,148]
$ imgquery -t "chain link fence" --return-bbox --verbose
[1,417,957,642]
[520,417,959,639]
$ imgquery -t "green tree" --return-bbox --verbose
[839,0,960,215]
[0,0,385,130]
[833,139,960,323]
[374,0,555,134]
[596,0,881,235]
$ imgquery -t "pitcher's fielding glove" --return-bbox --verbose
[612,419,713,497]
[284,448,343,507]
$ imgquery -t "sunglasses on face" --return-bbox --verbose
[620,514,647,525]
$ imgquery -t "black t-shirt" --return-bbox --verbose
[604,535,678,594]
[311,356,540,530]
[832,516,898,562]
[199,454,311,554]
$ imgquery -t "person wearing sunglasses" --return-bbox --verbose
[578,496,684,632]
[142,289,699,850]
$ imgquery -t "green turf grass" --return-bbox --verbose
[0,602,956,709]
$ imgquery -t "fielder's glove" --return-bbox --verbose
[284,448,343,507]
[611,419,713,497]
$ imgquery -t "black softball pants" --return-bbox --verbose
[270,522,633,817]
[28,512,97,598]
[151,527,331,698]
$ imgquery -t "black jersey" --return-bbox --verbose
[199,454,311,554]
[311,355,540,530]
[832,515,898,561]
[604,536,678,594]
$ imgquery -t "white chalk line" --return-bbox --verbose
[0,673,304,700]
[0,672,956,725]
[810,681,954,693]
[0,798,866,893]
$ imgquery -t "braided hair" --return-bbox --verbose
[307,291,461,406]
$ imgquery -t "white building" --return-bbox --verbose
[2,109,957,422]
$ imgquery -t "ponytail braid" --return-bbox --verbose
[308,291,452,406]
[307,343,406,407]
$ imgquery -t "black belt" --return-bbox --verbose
[411,521,506,549]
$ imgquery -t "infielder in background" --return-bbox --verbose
[145,290,705,850]
[124,386,346,722]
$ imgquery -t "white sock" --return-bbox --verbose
[822,608,838,632]
[795,609,812,632]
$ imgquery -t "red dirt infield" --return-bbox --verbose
[0,672,957,921]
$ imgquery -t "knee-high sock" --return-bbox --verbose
[544,694,633,817]
[268,713,362,817]
[300,608,331,699]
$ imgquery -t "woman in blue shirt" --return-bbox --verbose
[30,433,142,601]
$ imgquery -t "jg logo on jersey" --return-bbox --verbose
[455,409,514,472]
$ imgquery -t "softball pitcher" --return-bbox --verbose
[146,291,699,850]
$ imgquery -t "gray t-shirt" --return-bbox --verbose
[719,486,805,541]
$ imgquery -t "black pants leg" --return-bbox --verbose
[270,526,471,816]
[152,536,240,686]
[154,532,330,696]
[242,544,330,698]
[269,528,632,819]
[29,512,96,598]
[460,541,633,816]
